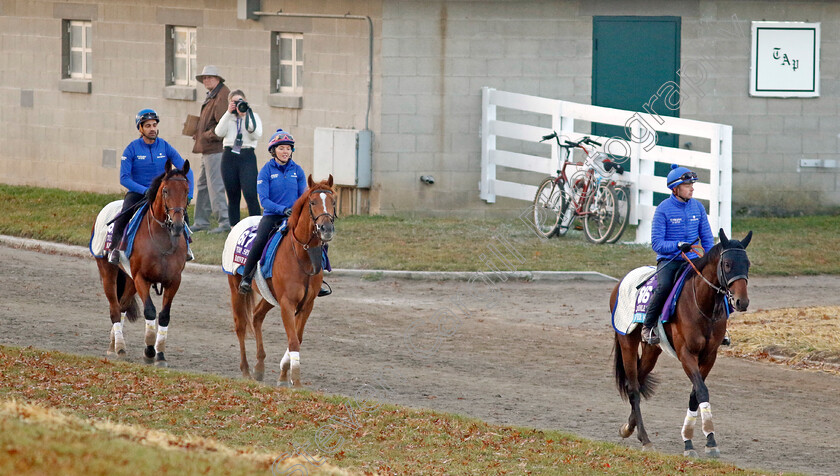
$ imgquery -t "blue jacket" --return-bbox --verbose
[120,137,194,199]
[651,194,714,261]
[257,158,306,216]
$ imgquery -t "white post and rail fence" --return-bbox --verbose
[479,87,733,244]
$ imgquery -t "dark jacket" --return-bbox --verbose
[192,82,230,154]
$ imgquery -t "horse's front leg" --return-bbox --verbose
[152,278,181,368]
[134,275,157,364]
[680,352,720,458]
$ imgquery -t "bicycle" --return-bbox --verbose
[532,133,624,243]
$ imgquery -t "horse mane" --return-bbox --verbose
[146,166,189,204]
[692,242,721,272]
[287,179,335,230]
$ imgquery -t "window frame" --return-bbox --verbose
[65,20,92,79]
[272,32,304,94]
[167,25,197,86]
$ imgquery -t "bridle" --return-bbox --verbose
[147,176,188,256]
[291,188,336,275]
[684,246,749,321]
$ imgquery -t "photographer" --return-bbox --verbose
[215,90,263,226]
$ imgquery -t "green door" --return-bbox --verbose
[592,16,681,203]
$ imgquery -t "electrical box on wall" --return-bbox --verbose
[313,128,372,188]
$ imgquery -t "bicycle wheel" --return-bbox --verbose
[606,185,630,244]
[582,183,617,244]
[532,176,564,238]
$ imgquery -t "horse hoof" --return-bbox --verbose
[155,353,167,368]
[619,424,634,438]
[641,443,655,452]
[253,371,264,382]
[705,446,720,458]
[292,381,302,388]
[143,356,155,365]
[684,449,699,458]
[144,346,156,359]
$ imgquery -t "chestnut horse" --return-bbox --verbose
[95,159,191,367]
[228,175,336,386]
[611,229,752,457]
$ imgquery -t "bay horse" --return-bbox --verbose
[228,175,336,387]
[611,228,752,457]
[95,159,190,367]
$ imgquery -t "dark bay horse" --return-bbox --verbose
[95,159,191,367]
[611,229,752,457]
[228,175,336,386]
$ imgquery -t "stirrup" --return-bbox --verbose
[238,279,252,295]
[642,326,660,345]
[318,281,332,297]
[186,248,195,262]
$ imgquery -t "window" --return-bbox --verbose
[273,33,303,93]
[65,20,92,79]
[168,26,197,86]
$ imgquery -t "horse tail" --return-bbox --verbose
[613,333,659,400]
[116,270,140,323]
[613,334,629,401]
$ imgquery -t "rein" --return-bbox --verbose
[683,246,748,321]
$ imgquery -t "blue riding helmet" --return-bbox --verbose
[135,108,160,129]
[666,164,698,190]
[267,129,295,153]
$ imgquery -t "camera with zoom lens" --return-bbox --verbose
[235,99,250,113]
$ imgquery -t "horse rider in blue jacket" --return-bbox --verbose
[237,129,331,297]
[641,164,714,345]
[109,109,195,265]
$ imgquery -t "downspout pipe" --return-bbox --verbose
[254,11,374,131]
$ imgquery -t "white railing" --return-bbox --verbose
[480,87,733,244]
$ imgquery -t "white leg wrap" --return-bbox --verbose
[113,322,125,351]
[145,319,157,346]
[155,326,168,353]
[289,351,300,365]
[280,349,291,369]
[681,409,698,441]
[699,402,714,436]
[121,312,126,324]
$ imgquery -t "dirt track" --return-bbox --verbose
[2,244,840,475]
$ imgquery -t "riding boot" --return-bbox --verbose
[318,280,332,297]
[642,293,666,345]
[238,268,255,295]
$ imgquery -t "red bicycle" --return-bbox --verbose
[532,133,625,243]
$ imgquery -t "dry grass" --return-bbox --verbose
[724,306,840,374]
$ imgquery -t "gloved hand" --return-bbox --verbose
[144,187,155,201]
[677,242,693,253]
[283,207,293,217]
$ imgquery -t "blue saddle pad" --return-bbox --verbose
[123,203,148,258]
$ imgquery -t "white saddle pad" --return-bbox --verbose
[221,215,262,275]
[89,200,124,258]
[612,266,655,335]
[221,215,279,308]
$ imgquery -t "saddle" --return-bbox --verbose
[89,200,149,261]
[221,216,288,278]
[611,264,693,335]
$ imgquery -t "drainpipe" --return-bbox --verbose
[253,11,374,132]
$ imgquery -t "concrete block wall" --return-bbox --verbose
[379,0,840,217]
[0,0,379,196]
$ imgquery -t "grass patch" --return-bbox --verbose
[725,306,840,374]
[1,184,839,276]
[0,345,775,475]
